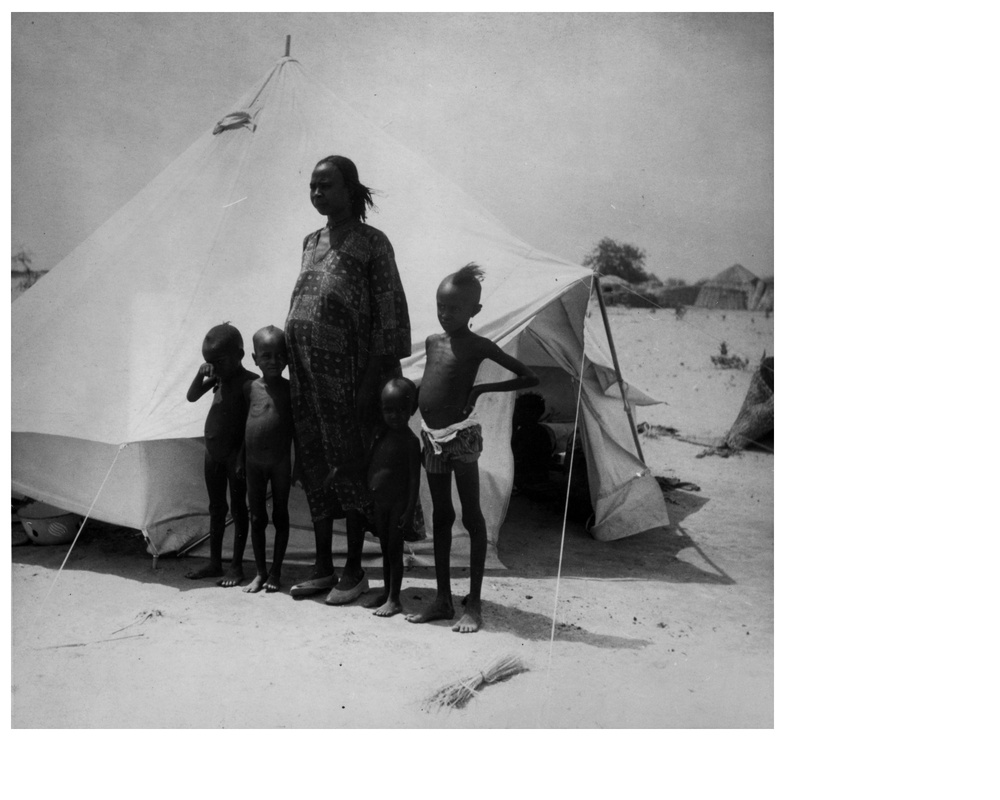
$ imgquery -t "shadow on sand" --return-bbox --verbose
[11,495,722,652]
[12,485,730,600]
[386,590,652,649]
[496,490,732,586]
[482,599,651,648]
[11,521,307,596]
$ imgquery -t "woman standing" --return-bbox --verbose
[286,155,411,604]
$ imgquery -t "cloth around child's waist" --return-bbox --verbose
[420,415,481,454]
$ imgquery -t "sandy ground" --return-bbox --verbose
[11,306,773,728]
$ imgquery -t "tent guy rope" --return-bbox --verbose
[539,273,594,724]
[29,443,130,639]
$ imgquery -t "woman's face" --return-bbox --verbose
[310,162,352,220]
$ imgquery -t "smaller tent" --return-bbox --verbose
[699,355,773,458]
[695,264,770,311]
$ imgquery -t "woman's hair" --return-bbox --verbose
[316,155,374,222]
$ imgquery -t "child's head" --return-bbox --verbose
[436,263,484,334]
[202,323,244,378]
[513,391,546,427]
[252,325,288,381]
[380,377,417,431]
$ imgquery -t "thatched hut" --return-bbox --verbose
[695,264,772,311]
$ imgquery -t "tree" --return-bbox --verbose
[582,237,652,284]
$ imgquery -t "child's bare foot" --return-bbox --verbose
[186,563,224,580]
[363,592,389,609]
[452,598,482,633]
[406,596,455,624]
[243,574,266,593]
[218,565,245,587]
[264,569,282,593]
[373,598,403,617]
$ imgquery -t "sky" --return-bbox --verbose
[10,12,772,284]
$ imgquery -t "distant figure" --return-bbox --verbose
[285,155,411,605]
[364,377,421,617]
[407,264,539,633]
[185,323,258,587]
[241,326,296,594]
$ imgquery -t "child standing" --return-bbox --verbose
[185,323,258,587]
[241,326,296,594]
[363,377,421,617]
[406,264,539,633]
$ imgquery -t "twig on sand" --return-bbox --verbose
[34,633,146,650]
[110,609,163,635]
[423,653,529,711]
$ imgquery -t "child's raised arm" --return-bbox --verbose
[186,362,217,402]
[464,341,539,414]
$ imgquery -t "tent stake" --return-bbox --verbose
[592,273,646,464]
[284,35,291,58]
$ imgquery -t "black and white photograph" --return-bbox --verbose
[10,12,774,732]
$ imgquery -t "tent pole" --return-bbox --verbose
[591,273,646,465]
[284,35,291,57]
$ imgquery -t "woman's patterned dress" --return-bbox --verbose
[286,219,411,520]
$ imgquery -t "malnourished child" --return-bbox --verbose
[241,326,296,594]
[363,377,421,617]
[406,264,538,632]
[185,323,258,586]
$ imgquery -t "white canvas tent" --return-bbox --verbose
[11,55,668,560]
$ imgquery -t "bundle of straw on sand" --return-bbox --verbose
[423,653,529,711]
